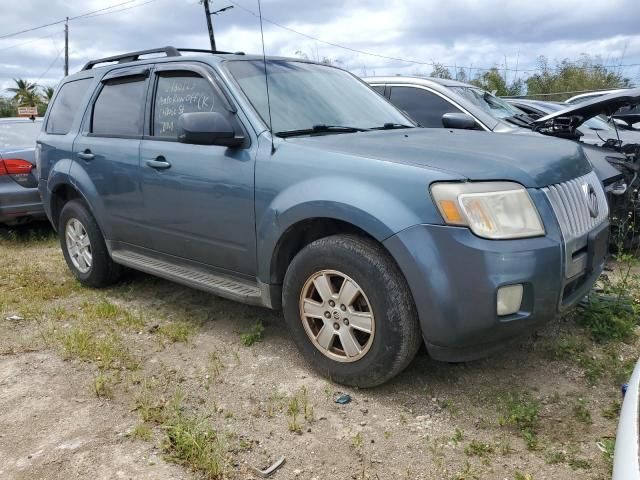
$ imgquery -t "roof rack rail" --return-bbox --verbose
[81,46,245,71]
[176,48,245,56]
[81,46,181,71]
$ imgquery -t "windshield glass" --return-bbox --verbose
[0,121,41,147]
[449,86,522,119]
[226,60,411,133]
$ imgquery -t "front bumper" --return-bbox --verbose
[383,219,606,362]
[0,177,45,225]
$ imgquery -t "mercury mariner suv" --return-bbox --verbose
[37,47,609,387]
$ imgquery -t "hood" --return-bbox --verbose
[282,128,592,188]
[533,88,640,130]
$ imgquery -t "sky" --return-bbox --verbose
[1,0,639,94]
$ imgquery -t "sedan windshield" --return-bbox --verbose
[0,121,41,147]
[449,86,522,120]
[226,60,412,135]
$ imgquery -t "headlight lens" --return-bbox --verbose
[430,182,545,239]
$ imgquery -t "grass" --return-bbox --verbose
[464,440,494,457]
[130,422,153,441]
[240,321,264,346]
[600,438,616,472]
[163,413,229,479]
[159,321,196,343]
[94,372,115,399]
[500,394,540,450]
[572,397,592,424]
[59,327,138,371]
[577,294,638,342]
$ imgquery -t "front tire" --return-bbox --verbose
[282,234,422,388]
[59,200,121,287]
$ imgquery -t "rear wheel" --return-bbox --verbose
[282,234,422,387]
[59,200,121,287]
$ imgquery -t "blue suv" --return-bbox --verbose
[37,47,609,387]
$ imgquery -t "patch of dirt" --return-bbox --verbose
[0,351,189,480]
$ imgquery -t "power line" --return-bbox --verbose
[0,30,62,53]
[227,0,640,74]
[0,0,139,40]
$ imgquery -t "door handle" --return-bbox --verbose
[77,149,95,161]
[146,157,171,170]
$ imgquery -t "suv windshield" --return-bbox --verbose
[0,120,41,147]
[226,60,412,135]
[449,86,521,120]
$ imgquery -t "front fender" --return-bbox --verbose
[256,176,423,282]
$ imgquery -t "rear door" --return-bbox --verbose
[138,62,256,276]
[72,67,150,245]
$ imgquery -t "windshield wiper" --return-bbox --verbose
[504,113,535,128]
[370,123,415,130]
[276,124,368,138]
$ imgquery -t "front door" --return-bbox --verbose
[138,64,256,277]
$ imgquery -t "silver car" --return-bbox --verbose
[0,117,44,226]
[613,358,640,479]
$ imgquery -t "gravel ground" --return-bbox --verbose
[0,225,636,480]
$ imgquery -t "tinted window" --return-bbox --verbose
[46,79,92,135]
[153,72,224,137]
[370,85,385,95]
[92,77,146,136]
[389,86,461,128]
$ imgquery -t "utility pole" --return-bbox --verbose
[202,1,216,51]
[64,17,69,76]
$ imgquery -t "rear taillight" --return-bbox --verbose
[0,159,33,176]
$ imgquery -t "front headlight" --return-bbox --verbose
[430,181,545,239]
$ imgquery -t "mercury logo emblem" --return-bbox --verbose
[583,183,599,218]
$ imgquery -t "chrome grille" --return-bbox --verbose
[542,171,608,242]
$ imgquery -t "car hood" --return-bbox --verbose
[534,88,640,128]
[283,129,592,188]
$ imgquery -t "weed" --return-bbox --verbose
[514,472,533,480]
[553,335,588,359]
[159,321,196,343]
[577,294,638,342]
[452,428,464,445]
[240,321,264,346]
[383,431,392,440]
[602,399,621,420]
[164,413,229,479]
[572,397,592,424]
[208,351,224,378]
[567,458,592,470]
[287,395,301,433]
[351,432,364,449]
[59,327,137,370]
[464,439,494,457]
[130,422,153,441]
[94,372,114,399]
[501,394,540,450]
[600,438,615,471]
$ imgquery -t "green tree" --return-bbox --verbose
[41,86,55,103]
[430,63,452,79]
[470,67,523,96]
[6,78,39,106]
[526,54,631,100]
[0,96,17,117]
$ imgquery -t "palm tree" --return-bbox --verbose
[41,86,55,103]
[6,78,39,106]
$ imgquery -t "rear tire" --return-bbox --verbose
[282,234,422,388]
[58,200,121,288]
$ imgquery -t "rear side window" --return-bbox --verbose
[91,77,147,137]
[46,78,92,135]
[389,86,462,128]
[152,72,224,138]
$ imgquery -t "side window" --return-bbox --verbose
[370,85,385,95]
[46,78,92,135]
[91,77,147,137]
[153,72,225,138]
[389,86,462,128]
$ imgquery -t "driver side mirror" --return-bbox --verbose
[442,112,477,130]
[177,112,244,147]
